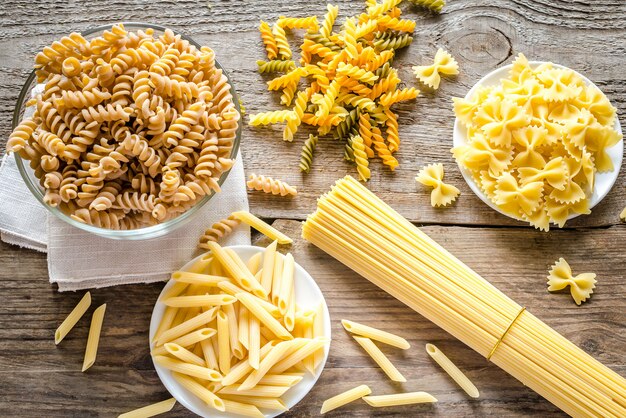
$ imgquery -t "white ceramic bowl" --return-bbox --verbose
[452,62,623,223]
[149,245,331,418]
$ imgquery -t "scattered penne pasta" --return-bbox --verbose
[352,336,406,382]
[341,319,410,349]
[426,343,479,398]
[117,398,176,418]
[82,303,106,372]
[55,291,91,345]
[363,391,438,407]
[231,211,293,244]
[320,384,371,414]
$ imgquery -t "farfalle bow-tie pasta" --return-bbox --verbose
[547,258,596,305]
[415,163,460,207]
[452,53,622,231]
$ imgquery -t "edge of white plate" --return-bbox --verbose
[149,245,332,418]
[452,61,623,223]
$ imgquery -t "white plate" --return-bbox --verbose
[452,61,623,223]
[149,245,332,418]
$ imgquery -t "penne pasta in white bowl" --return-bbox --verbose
[149,245,331,418]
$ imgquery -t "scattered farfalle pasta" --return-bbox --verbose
[408,0,445,13]
[7,24,239,230]
[246,173,297,197]
[452,53,622,231]
[250,2,418,180]
[198,214,241,249]
[416,163,460,207]
[547,258,597,305]
[413,48,459,90]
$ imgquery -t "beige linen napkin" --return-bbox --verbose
[0,84,250,290]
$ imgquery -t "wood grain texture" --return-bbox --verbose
[1,219,624,417]
[0,0,624,226]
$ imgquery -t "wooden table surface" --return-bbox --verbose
[1,0,625,417]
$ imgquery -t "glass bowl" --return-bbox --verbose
[12,22,242,240]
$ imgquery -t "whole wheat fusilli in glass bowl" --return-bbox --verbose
[10,22,241,240]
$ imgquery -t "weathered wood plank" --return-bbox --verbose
[0,0,624,226]
[0,219,624,417]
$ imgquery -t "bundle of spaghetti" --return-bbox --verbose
[302,175,626,418]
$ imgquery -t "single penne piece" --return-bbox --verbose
[152,306,178,344]
[207,242,267,299]
[171,271,227,286]
[239,340,298,390]
[171,372,225,411]
[353,336,406,382]
[285,284,296,332]
[118,397,177,418]
[183,307,201,322]
[221,342,276,386]
[231,211,293,244]
[200,338,219,370]
[297,310,316,374]
[313,302,325,369]
[271,253,284,305]
[55,291,91,344]
[342,319,410,350]
[237,293,293,340]
[218,395,287,411]
[170,307,189,328]
[269,337,328,374]
[218,281,281,317]
[165,342,206,367]
[278,253,295,314]
[249,315,261,369]
[156,307,218,346]
[82,304,107,372]
[152,328,216,356]
[225,248,267,299]
[153,355,222,381]
[223,303,245,359]
[426,343,479,398]
[258,373,303,387]
[247,252,263,275]
[217,310,231,374]
[320,384,371,414]
[362,391,438,407]
[158,281,189,301]
[260,240,278,293]
[217,384,290,398]
[259,326,277,342]
[185,255,213,274]
[222,399,264,418]
[238,304,250,350]
[163,294,236,308]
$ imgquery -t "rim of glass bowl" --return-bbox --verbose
[12,22,242,240]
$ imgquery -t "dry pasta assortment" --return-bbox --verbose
[7,24,239,230]
[6,0,625,416]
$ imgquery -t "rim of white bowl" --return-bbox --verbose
[149,245,332,418]
[452,61,623,224]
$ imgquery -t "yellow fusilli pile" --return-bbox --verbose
[249,1,419,181]
[8,24,239,230]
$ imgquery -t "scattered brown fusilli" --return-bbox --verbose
[246,173,297,197]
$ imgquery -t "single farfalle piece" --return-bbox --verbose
[198,214,241,249]
[473,98,530,147]
[512,126,548,169]
[518,157,568,191]
[416,163,460,207]
[537,68,583,102]
[412,48,458,90]
[494,172,543,217]
[451,132,513,176]
[547,258,596,305]
[246,173,297,196]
